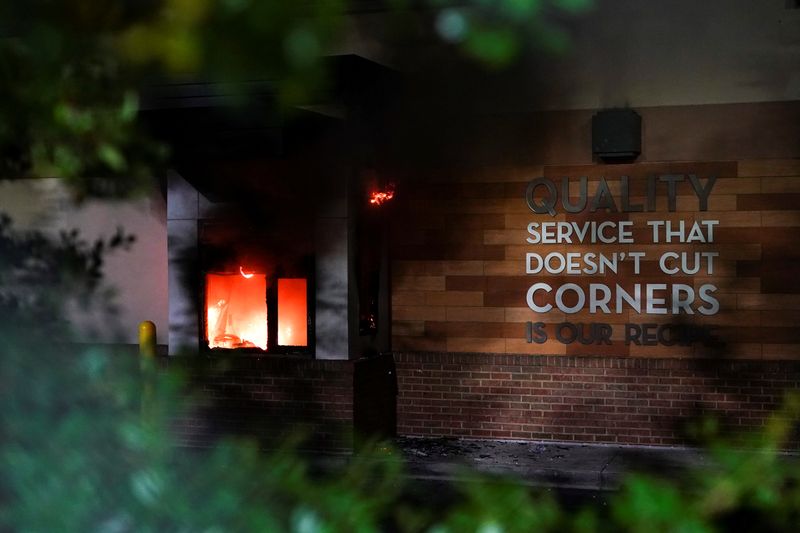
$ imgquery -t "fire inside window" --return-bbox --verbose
[277,278,308,346]
[205,270,307,351]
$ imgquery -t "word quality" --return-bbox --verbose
[526,175,717,216]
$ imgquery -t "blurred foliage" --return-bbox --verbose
[0,330,406,531]
[428,475,565,532]
[607,397,800,533]
[430,0,593,66]
[0,0,592,197]
[0,1,162,196]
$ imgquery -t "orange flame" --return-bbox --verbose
[239,266,254,279]
[369,186,395,206]
[206,273,267,350]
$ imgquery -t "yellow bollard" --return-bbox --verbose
[138,321,157,423]
[139,320,157,358]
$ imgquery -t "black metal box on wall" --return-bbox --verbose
[592,109,641,160]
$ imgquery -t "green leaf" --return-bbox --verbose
[464,27,518,67]
[284,27,321,69]
[500,0,542,17]
[119,91,139,123]
[98,143,127,172]
[53,144,82,176]
[53,103,94,133]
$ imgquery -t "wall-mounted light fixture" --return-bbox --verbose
[592,108,642,162]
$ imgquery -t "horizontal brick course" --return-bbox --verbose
[169,356,354,450]
[395,352,800,446]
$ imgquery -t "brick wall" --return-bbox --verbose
[172,356,354,450]
[395,352,800,445]
[388,101,800,444]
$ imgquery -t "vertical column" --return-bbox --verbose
[167,171,199,355]
[315,176,351,360]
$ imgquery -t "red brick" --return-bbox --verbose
[394,353,800,447]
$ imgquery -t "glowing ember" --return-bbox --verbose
[239,266,255,279]
[369,185,395,206]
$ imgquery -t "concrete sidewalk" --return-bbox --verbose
[308,436,799,493]
[394,437,714,491]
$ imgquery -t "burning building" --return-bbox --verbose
[3,1,800,451]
